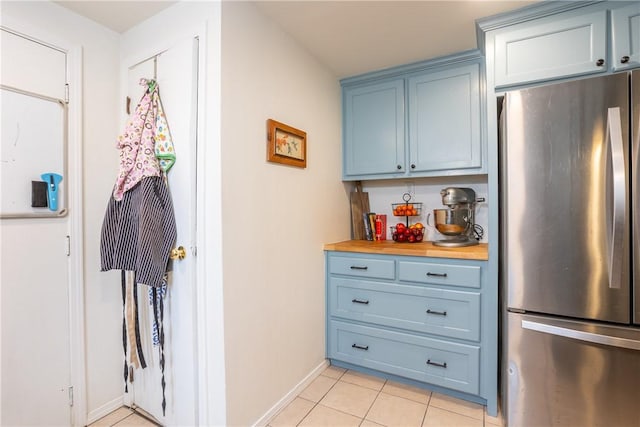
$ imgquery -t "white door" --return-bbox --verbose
[0,30,72,426]
[123,36,199,425]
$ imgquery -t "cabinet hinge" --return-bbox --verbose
[65,84,69,103]
[66,235,70,256]
[68,386,74,406]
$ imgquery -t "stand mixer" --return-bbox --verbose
[432,187,484,247]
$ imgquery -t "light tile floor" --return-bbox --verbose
[88,406,158,427]
[89,366,503,427]
[267,365,503,427]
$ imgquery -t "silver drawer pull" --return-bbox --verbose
[427,272,447,278]
[350,265,369,270]
[352,298,370,305]
[352,343,369,351]
[426,309,447,316]
[426,359,447,368]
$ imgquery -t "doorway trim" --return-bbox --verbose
[0,19,87,427]
[120,25,207,425]
[118,5,226,423]
[67,44,87,427]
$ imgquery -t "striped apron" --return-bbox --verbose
[100,79,176,416]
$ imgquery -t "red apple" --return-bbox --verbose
[408,234,416,243]
[415,233,424,242]
[396,233,407,242]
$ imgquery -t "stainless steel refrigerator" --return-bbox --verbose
[500,71,640,427]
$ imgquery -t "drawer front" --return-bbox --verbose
[329,255,395,280]
[329,278,480,341]
[328,320,480,395]
[398,261,481,288]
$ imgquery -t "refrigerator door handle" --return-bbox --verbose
[522,319,640,351]
[606,107,626,289]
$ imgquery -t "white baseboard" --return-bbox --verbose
[252,359,329,427]
[86,395,125,425]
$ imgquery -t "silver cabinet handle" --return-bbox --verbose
[621,55,630,64]
[522,320,640,351]
[606,107,626,289]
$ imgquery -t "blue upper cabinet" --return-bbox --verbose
[343,79,405,177]
[612,3,640,71]
[341,51,485,181]
[481,2,640,90]
[493,10,607,88]
[408,64,481,173]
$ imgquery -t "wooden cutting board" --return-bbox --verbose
[350,181,370,240]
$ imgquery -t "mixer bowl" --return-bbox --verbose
[433,208,470,236]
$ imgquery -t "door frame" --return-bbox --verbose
[67,44,86,427]
[0,20,87,427]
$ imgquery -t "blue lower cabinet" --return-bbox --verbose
[325,250,496,415]
[329,320,480,395]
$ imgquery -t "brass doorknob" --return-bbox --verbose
[170,246,186,260]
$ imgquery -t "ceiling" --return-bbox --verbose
[54,1,177,33]
[54,0,536,78]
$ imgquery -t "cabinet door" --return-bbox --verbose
[408,64,481,173]
[494,10,607,87]
[343,79,405,178]
[612,3,640,71]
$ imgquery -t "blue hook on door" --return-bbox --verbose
[41,173,62,211]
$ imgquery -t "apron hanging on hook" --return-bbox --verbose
[100,77,176,416]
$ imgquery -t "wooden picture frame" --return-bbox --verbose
[267,119,307,168]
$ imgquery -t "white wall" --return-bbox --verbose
[220,2,349,425]
[2,1,347,425]
[1,0,122,423]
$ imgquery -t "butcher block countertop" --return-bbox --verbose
[324,240,488,261]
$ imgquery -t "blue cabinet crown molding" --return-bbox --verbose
[340,49,483,87]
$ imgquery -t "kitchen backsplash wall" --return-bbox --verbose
[361,176,489,242]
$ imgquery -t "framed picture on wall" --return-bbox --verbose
[266,119,307,168]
